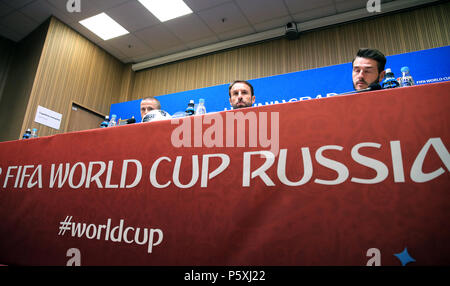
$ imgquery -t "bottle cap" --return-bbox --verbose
[199,98,204,104]
[385,68,392,73]
[401,66,409,73]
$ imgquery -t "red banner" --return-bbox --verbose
[0,82,449,266]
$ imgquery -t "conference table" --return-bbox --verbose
[0,82,449,266]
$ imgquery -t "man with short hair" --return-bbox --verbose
[140,97,161,119]
[229,80,255,109]
[352,48,386,91]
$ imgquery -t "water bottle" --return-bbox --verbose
[108,114,117,127]
[31,128,38,138]
[382,68,400,89]
[100,115,109,128]
[400,66,415,87]
[22,129,31,139]
[185,100,195,116]
[195,98,206,115]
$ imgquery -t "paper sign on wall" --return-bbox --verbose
[34,105,63,130]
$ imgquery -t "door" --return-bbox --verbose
[66,103,105,133]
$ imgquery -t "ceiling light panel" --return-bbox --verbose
[79,12,129,41]
[138,0,193,22]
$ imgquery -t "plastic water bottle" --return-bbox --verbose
[31,128,38,138]
[100,115,109,128]
[400,66,415,87]
[108,114,117,127]
[382,68,400,89]
[22,129,31,139]
[195,98,206,115]
[185,100,195,116]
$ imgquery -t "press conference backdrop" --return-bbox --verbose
[110,46,450,122]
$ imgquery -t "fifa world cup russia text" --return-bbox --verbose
[0,137,448,191]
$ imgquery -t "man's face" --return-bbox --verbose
[140,99,158,118]
[352,57,385,90]
[229,82,255,109]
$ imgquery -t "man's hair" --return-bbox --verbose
[352,48,386,73]
[141,96,161,110]
[228,80,254,97]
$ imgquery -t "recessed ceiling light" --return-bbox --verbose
[138,0,193,22]
[79,12,129,41]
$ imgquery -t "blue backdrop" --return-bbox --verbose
[110,46,450,122]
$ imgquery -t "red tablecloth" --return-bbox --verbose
[0,82,449,266]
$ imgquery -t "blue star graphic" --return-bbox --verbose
[394,247,416,266]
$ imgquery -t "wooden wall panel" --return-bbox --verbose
[120,64,135,102]
[20,17,128,138]
[0,22,49,142]
[0,36,15,104]
[131,2,450,100]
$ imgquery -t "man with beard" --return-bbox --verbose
[228,80,255,109]
[352,48,386,91]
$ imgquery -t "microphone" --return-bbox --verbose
[338,82,382,95]
[366,82,382,91]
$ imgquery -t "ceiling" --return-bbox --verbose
[0,0,439,67]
